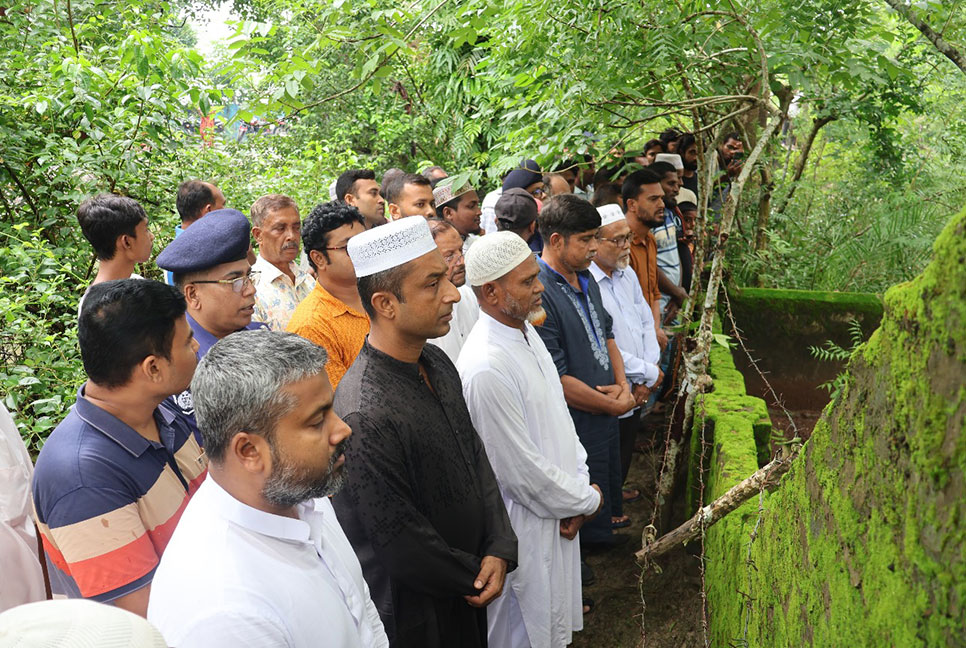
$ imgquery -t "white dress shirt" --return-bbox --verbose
[590,262,661,391]
[458,312,601,648]
[147,478,388,648]
[428,284,480,365]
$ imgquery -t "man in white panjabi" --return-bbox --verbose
[457,232,603,648]
[147,331,388,648]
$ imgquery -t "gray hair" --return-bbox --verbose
[191,330,328,462]
[249,193,298,227]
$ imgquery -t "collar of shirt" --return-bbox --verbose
[313,282,366,319]
[72,383,175,458]
[476,310,532,345]
[203,476,321,544]
[537,257,591,294]
[253,254,309,289]
[360,339,435,385]
[186,313,268,358]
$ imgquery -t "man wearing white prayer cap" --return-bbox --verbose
[457,231,602,648]
[330,217,517,648]
[589,204,663,527]
[0,599,167,648]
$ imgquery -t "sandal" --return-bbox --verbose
[611,515,631,529]
[622,488,642,503]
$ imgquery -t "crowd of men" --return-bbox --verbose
[8,129,747,648]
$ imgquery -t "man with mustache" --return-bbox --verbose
[250,194,314,331]
[535,195,636,549]
[157,209,268,430]
[148,331,388,648]
[331,216,517,648]
[458,232,603,648]
[427,219,479,364]
[589,204,663,527]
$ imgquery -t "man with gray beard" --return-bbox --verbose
[458,232,602,648]
[148,330,388,648]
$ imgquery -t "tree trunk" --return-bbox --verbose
[776,114,835,214]
[883,0,966,75]
[754,166,773,257]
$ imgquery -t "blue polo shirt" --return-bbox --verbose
[32,385,208,602]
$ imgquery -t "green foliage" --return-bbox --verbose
[809,318,867,400]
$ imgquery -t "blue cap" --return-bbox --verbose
[157,209,251,274]
[502,159,542,191]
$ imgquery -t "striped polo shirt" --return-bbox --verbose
[32,384,208,602]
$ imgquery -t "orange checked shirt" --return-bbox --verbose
[629,230,660,308]
[286,282,370,389]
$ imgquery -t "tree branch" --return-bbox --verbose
[883,0,966,75]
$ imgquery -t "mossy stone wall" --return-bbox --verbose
[702,208,966,645]
[725,287,883,410]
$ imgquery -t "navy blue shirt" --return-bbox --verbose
[535,259,617,435]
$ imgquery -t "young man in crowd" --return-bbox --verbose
[649,161,689,322]
[166,180,226,285]
[495,188,542,253]
[535,195,636,548]
[148,331,388,648]
[336,169,387,229]
[676,133,700,195]
[384,172,436,221]
[433,181,483,253]
[250,194,313,331]
[622,169,670,350]
[459,232,603,648]
[286,201,369,389]
[331,216,517,648]
[32,279,207,617]
[481,159,544,235]
[76,194,154,310]
[426,219,479,364]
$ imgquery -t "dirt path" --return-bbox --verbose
[573,428,706,648]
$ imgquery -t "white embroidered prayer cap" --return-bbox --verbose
[0,599,167,648]
[347,216,438,278]
[654,153,684,170]
[597,204,626,228]
[465,231,534,286]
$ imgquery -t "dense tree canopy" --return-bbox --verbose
[1,0,965,447]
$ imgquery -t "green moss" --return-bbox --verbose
[705,208,966,646]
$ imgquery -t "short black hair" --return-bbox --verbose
[384,173,431,205]
[176,180,216,224]
[357,265,410,318]
[538,194,601,240]
[335,169,376,202]
[591,183,622,208]
[301,201,365,270]
[650,161,677,178]
[723,131,742,143]
[643,138,663,152]
[622,168,663,204]
[659,128,681,148]
[676,133,696,153]
[79,279,187,388]
[76,194,147,260]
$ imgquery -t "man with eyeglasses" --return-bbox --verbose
[287,202,369,389]
[426,219,479,364]
[589,204,663,529]
[157,209,268,425]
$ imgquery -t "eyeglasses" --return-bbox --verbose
[601,234,633,246]
[530,187,548,199]
[191,271,260,294]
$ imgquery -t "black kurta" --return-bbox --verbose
[332,340,518,648]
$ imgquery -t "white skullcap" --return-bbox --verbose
[0,599,167,648]
[465,231,534,286]
[654,153,683,170]
[597,204,626,227]
[677,188,698,207]
[328,179,338,201]
[347,216,437,278]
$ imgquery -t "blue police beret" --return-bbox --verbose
[156,209,251,274]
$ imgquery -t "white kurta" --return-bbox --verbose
[147,478,388,648]
[428,283,480,364]
[457,312,601,648]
